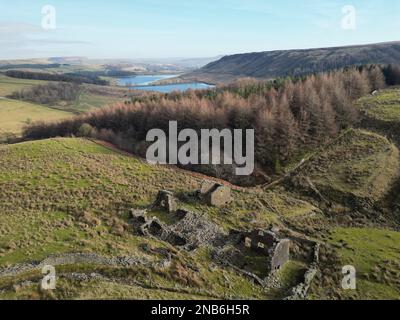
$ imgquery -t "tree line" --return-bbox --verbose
[5,70,109,86]
[0,63,64,70]
[9,82,81,105]
[23,65,400,175]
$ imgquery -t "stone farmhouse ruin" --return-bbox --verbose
[129,185,294,286]
[151,190,178,213]
[131,190,226,250]
[199,181,233,207]
[241,229,291,271]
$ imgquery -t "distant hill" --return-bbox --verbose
[48,56,88,64]
[183,41,400,84]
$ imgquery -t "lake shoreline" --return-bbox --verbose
[116,74,215,93]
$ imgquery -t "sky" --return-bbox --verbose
[0,0,399,60]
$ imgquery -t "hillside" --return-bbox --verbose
[357,87,400,123]
[355,87,400,211]
[1,132,399,300]
[0,73,129,141]
[357,87,400,144]
[0,74,48,96]
[183,41,400,84]
[2,80,400,300]
[285,128,400,300]
[0,98,71,140]
[0,138,320,300]
[286,129,400,207]
[310,227,400,300]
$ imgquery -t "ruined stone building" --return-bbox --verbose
[129,188,291,286]
[200,181,233,207]
[151,190,178,213]
[130,190,226,250]
[242,229,291,271]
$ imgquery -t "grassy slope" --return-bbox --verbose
[312,227,400,300]
[0,75,127,136]
[0,138,197,265]
[2,86,400,300]
[356,88,400,209]
[43,89,125,115]
[0,138,315,299]
[286,124,400,299]
[0,98,71,135]
[0,75,48,96]
[63,88,125,114]
[292,129,400,203]
[304,90,400,300]
[357,88,400,122]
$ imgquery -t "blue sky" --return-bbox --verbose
[0,0,399,59]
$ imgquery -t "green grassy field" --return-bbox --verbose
[0,74,127,136]
[0,98,71,136]
[357,88,400,123]
[0,75,48,96]
[62,90,125,113]
[312,227,400,300]
[0,138,314,299]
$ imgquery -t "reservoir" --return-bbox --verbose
[117,75,214,93]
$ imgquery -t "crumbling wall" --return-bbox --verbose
[241,230,276,254]
[285,243,320,300]
[130,207,225,250]
[270,239,291,271]
[169,210,226,249]
[151,190,178,213]
[199,181,233,207]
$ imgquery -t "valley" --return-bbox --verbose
[1,45,400,301]
[1,82,400,300]
[2,0,400,308]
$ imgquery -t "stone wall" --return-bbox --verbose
[270,239,291,271]
[130,209,226,250]
[284,243,320,300]
[200,181,233,207]
[242,230,276,254]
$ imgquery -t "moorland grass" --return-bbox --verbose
[294,129,400,202]
[357,88,400,123]
[328,227,400,300]
[0,138,317,299]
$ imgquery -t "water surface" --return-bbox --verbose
[117,74,214,93]
[117,74,179,86]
